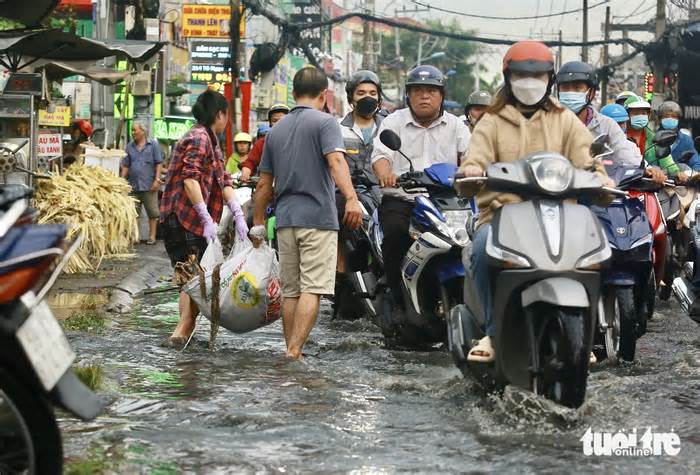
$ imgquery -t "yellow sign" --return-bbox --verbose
[38,106,71,127]
[181,4,245,38]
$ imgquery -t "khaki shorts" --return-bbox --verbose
[277,227,338,298]
[132,191,159,219]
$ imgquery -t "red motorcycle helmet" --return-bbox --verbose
[73,119,93,138]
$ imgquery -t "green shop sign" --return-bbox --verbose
[153,117,195,141]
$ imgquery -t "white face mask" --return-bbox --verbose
[510,77,548,106]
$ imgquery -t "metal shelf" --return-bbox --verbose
[0,113,31,119]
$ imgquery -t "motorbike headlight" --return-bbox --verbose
[529,155,574,194]
[631,233,653,248]
[443,210,472,246]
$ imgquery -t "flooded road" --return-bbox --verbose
[62,292,700,473]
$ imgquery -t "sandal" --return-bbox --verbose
[467,336,495,363]
[146,239,157,245]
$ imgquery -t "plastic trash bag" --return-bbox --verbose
[199,238,225,272]
[184,238,282,334]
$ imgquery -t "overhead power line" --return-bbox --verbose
[409,0,609,21]
[242,0,650,80]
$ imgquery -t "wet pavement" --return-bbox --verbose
[61,292,700,473]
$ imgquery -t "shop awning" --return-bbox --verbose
[0,29,165,71]
[30,59,131,85]
[0,0,60,27]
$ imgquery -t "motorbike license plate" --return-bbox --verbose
[16,300,75,391]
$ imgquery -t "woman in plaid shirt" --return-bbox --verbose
[159,90,249,347]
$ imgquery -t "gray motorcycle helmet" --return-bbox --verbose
[346,70,382,104]
[658,100,682,118]
[465,90,492,116]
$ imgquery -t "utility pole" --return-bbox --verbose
[653,0,666,95]
[601,6,611,104]
[582,0,589,62]
[362,0,376,70]
[558,30,563,70]
[394,5,428,102]
[229,0,240,138]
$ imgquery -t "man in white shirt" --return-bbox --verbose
[371,65,471,307]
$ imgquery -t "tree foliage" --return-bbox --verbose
[377,19,492,104]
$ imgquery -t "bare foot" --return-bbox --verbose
[286,348,303,360]
[170,320,195,340]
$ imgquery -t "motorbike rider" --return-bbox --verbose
[601,103,630,133]
[464,90,492,131]
[556,61,665,183]
[456,41,613,363]
[625,96,688,183]
[226,132,252,174]
[240,103,290,181]
[371,65,471,308]
[657,100,700,170]
[336,70,385,275]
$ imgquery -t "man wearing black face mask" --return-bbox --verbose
[339,70,385,174]
[334,71,385,296]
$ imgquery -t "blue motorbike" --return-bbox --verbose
[367,131,474,348]
[590,165,658,361]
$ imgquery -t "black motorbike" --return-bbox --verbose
[333,167,384,320]
[0,185,102,473]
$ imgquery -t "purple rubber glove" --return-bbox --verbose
[227,199,249,241]
[193,202,217,241]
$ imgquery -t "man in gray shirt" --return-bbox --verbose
[253,66,362,360]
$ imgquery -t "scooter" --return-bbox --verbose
[590,164,662,362]
[672,136,700,323]
[0,185,102,473]
[368,130,473,348]
[333,167,384,320]
[449,152,620,408]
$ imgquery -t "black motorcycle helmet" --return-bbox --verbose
[345,70,382,104]
[555,61,599,89]
[405,65,446,113]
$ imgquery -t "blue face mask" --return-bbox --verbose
[630,115,649,130]
[558,91,588,113]
[661,118,679,130]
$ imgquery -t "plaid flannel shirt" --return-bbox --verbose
[159,124,233,236]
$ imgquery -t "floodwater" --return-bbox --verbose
[62,293,700,473]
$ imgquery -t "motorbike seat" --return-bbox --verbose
[0,184,33,211]
[0,224,67,275]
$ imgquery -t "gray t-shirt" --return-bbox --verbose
[259,105,346,231]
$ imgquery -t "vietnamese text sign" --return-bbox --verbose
[191,63,232,84]
[190,40,231,63]
[37,134,63,157]
[290,0,322,55]
[181,4,245,38]
[38,106,71,127]
[153,117,196,142]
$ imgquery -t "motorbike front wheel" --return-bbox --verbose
[534,308,589,409]
[0,369,62,474]
[601,289,621,364]
[612,287,638,361]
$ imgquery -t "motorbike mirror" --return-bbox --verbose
[590,133,609,156]
[695,136,700,154]
[654,129,678,148]
[379,129,414,173]
[680,150,695,164]
[379,129,402,151]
